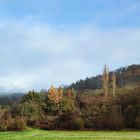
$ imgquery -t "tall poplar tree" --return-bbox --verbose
[102,65,109,98]
[112,72,116,96]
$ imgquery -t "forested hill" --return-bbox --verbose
[70,64,140,90]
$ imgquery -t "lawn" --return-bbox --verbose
[0,129,140,140]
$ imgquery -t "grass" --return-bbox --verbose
[0,129,140,140]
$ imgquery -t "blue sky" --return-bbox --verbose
[0,0,140,92]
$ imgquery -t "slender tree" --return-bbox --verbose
[102,65,109,98]
[112,72,116,96]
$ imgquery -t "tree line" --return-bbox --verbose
[70,64,140,90]
[0,65,140,131]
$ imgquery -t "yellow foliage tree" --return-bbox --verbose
[48,85,63,114]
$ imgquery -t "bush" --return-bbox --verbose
[58,112,84,130]
[71,117,84,130]
[11,117,27,131]
[27,117,40,128]
[0,121,9,131]
[96,112,125,130]
[0,109,13,131]
[135,116,140,128]
[38,116,57,130]
[97,116,124,130]
[119,87,140,128]
[84,119,94,129]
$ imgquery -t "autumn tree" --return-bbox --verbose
[47,85,63,114]
[65,88,76,99]
[112,72,116,96]
[102,65,109,98]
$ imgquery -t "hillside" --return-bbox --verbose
[70,64,140,90]
[0,64,140,131]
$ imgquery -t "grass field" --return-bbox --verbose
[0,129,140,140]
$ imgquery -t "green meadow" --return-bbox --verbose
[0,129,140,140]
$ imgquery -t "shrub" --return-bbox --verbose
[119,87,140,128]
[0,122,8,131]
[0,109,13,131]
[71,117,84,130]
[96,110,125,130]
[107,113,125,130]
[84,119,94,129]
[27,117,40,128]
[135,116,140,128]
[59,112,84,130]
[38,116,57,130]
[11,117,27,131]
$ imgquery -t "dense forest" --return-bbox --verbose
[0,64,140,131]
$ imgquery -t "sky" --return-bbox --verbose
[0,0,140,92]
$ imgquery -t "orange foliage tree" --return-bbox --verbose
[47,85,63,114]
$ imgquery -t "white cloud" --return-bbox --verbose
[0,18,140,92]
[0,73,36,92]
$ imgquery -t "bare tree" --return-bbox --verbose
[102,65,109,98]
[112,72,116,96]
